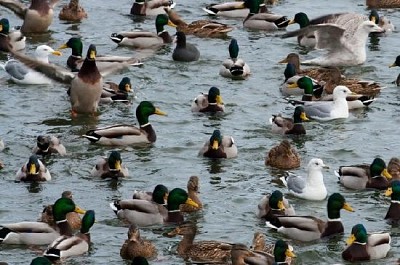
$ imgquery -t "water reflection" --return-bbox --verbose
[26,181,43,193]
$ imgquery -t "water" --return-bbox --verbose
[0,0,400,264]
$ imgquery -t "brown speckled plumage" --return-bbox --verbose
[265,140,300,169]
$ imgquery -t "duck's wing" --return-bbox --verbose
[118,199,162,214]
[0,0,27,19]
[10,50,75,84]
[96,55,142,66]
[83,125,142,141]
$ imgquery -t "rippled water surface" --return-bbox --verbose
[1,0,400,264]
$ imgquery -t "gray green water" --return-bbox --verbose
[1,0,400,264]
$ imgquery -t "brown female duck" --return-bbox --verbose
[265,140,300,170]
[120,225,157,260]
[58,0,87,21]
[180,176,203,212]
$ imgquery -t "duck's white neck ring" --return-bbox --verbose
[168,209,181,213]
[391,200,400,204]
[328,218,341,222]
[56,219,67,224]
[140,123,150,128]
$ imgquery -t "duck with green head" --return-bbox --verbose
[242,0,289,30]
[15,154,51,182]
[30,257,52,265]
[110,14,176,49]
[257,190,296,221]
[83,101,166,145]
[266,193,354,242]
[0,18,25,52]
[280,67,323,97]
[384,180,400,223]
[269,106,309,135]
[91,150,129,179]
[202,0,268,18]
[342,224,391,262]
[286,12,315,48]
[336,157,392,190]
[44,210,95,260]
[101,77,133,103]
[191,86,225,113]
[33,135,66,157]
[199,129,237,159]
[131,0,175,16]
[132,184,169,204]
[0,197,85,245]
[220,39,250,79]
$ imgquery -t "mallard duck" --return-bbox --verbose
[132,184,169,204]
[131,257,149,265]
[266,193,354,242]
[83,101,166,145]
[384,180,400,223]
[199,129,237,159]
[120,225,157,260]
[101,77,133,104]
[269,106,308,135]
[180,176,202,212]
[389,55,400,86]
[220,38,250,79]
[367,0,400,9]
[1,45,61,85]
[242,0,289,30]
[32,135,66,157]
[44,210,95,260]
[110,14,176,49]
[15,155,51,182]
[172,31,200,62]
[0,18,25,51]
[257,190,295,221]
[280,158,328,200]
[203,0,268,18]
[369,9,395,35]
[39,191,82,232]
[164,7,233,38]
[168,222,233,263]
[265,140,300,170]
[0,0,58,33]
[58,37,142,73]
[388,157,400,180]
[30,257,52,265]
[342,224,391,261]
[131,0,175,16]
[90,150,129,179]
[58,0,87,21]
[0,197,85,245]
[191,86,225,113]
[110,188,198,226]
[335,157,392,190]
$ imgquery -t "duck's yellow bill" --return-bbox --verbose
[288,19,295,25]
[216,95,224,105]
[74,206,86,214]
[300,112,309,121]
[382,169,392,179]
[125,84,132,92]
[154,108,167,116]
[115,160,121,171]
[58,43,68,50]
[29,164,36,174]
[90,50,96,59]
[285,248,296,258]
[212,140,219,150]
[343,202,354,212]
[277,200,285,210]
[346,234,356,245]
[185,198,199,208]
[385,187,393,196]
[168,20,177,27]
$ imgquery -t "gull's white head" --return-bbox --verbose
[332,85,352,100]
[360,20,385,34]
[307,158,328,172]
[35,45,62,63]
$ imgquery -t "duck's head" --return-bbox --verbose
[52,197,86,222]
[107,151,122,172]
[229,38,239,60]
[0,18,10,34]
[86,44,97,61]
[370,157,392,179]
[327,193,354,219]
[274,239,296,262]
[152,184,169,204]
[251,232,266,251]
[369,9,380,25]
[187,176,200,193]
[127,224,141,242]
[385,180,400,201]
[131,257,149,265]
[119,77,132,93]
[390,56,400,68]
[167,188,198,211]
[279,53,300,69]
[269,190,285,210]
[208,87,223,105]
[167,221,196,236]
[209,129,223,150]
[243,0,260,14]
[30,257,53,265]
[136,101,166,126]
[110,33,125,44]
[289,12,309,28]
[293,106,309,123]
[61,190,73,200]
[58,37,83,57]
[80,210,95,234]
[288,76,314,95]
[155,14,176,33]
[346,224,368,245]
[36,135,51,151]
[27,155,41,175]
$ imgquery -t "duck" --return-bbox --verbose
[90,150,129,179]
[342,224,391,262]
[367,0,400,9]
[164,7,234,38]
[120,224,157,260]
[335,157,392,190]
[389,55,400,86]
[32,135,66,157]
[1,45,61,85]
[220,38,250,80]
[180,176,203,212]
[0,197,86,245]
[191,86,225,113]
[388,157,400,180]
[172,31,200,62]
[110,188,198,227]
[269,106,309,135]
[132,184,169,204]
[242,0,289,31]
[266,193,354,242]
[0,18,25,52]
[131,0,175,16]
[368,9,395,36]
[30,257,52,265]
[110,14,176,50]
[265,140,301,170]
[203,0,268,18]
[282,20,384,66]
[280,158,328,200]
[82,101,166,145]
[15,154,51,182]
[44,210,95,260]
[58,0,87,21]
[39,191,82,232]
[257,190,296,221]
[384,180,400,224]
[0,0,58,33]
[58,37,142,73]
[199,129,237,159]
[167,222,233,263]
[101,77,133,104]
